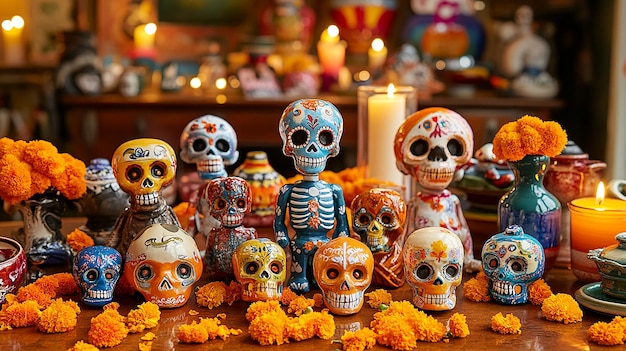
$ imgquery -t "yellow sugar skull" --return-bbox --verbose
[232,238,287,302]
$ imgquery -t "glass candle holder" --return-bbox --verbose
[568,197,626,282]
[357,85,417,199]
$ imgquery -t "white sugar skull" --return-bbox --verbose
[313,237,374,315]
[279,99,343,176]
[124,223,203,308]
[481,225,545,305]
[394,107,473,191]
[179,115,239,180]
[72,245,122,307]
[232,238,286,302]
[402,227,464,311]
[111,138,177,206]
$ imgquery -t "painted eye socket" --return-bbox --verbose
[245,262,259,275]
[444,264,460,279]
[126,166,143,182]
[353,269,365,280]
[137,265,154,281]
[236,198,246,209]
[291,129,308,146]
[508,258,527,273]
[447,139,463,156]
[379,212,395,226]
[270,261,282,274]
[318,130,334,147]
[216,139,230,152]
[357,214,370,226]
[326,268,339,280]
[409,139,429,157]
[489,258,498,269]
[192,138,207,152]
[151,163,166,178]
[415,263,433,280]
[84,268,99,283]
[104,269,116,281]
[177,263,193,279]
[214,198,227,211]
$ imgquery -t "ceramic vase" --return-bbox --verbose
[497,155,561,272]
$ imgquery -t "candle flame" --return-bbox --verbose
[1,20,12,31]
[387,83,396,98]
[596,181,605,206]
[144,22,157,35]
[371,38,385,52]
[11,16,24,29]
[327,25,339,38]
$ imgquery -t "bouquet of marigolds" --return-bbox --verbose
[0,137,86,204]
[492,115,567,162]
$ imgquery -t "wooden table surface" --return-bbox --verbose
[0,218,618,350]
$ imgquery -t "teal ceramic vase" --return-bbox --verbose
[498,155,561,271]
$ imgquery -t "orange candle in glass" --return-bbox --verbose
[568,182,626,282]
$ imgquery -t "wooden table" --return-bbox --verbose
[0,218,616,350]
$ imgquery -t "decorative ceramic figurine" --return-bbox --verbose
[179,115,239,242]
[393,107,481,271]
[77,158,129,246]
[232,238,287,302]
[72,245,122,307]
[351,188,407,288]
[312,236,374,315]
[56,30,103,96]
[482,225,545,305]
[402,226,463,311]
[0,236,27,303]
[124,223,203,308]
[233,151,285,227]
[275,98,350,293]
[106,138,182,257]
[203,176,258,280]
[587,232,626,300]
[387,44,444,100]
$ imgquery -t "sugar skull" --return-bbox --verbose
[72,245,122,307]
[111,138,177,206]
[180,115,239,180]
[124,223,203,308]
[481,225,545,305]
[394,107,473,191]
[202,177,251,228]
[313,237,374,315]
[403,227,464,311]
[279,99,343,176]
[232,238,286,302]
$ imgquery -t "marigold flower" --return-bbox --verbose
[246,300,284,322]
[541,293,583,324]
[32,275,59,298]
[285,314,316,341]
[4,300,41,327]
[588,321,625,345]
[341,327,377,351]
[313,293,323,308]
[288,295,315,316]
[195,281,226,309]
[312,310,335,340]
[463,274,491,302]
[528,279,553,306]
[248,309,289,345]
[38,298,80,333]
[371,312,417,350]
[67,340,99,351]
[371,300,446,347]
[490,312,521,334]
[365,289,393,308]
[176,316,241,344]
[447,313,470,338]
[224,280,242,305]
[280,286,298,305]
[126,302,161,333]
[48,272,80,296]
[66,229,95,252]
[16,283,53,308]
[492,116,567,162]
[88,302,129,348]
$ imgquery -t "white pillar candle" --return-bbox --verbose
[367,84,406,185]
[1,16,25,65]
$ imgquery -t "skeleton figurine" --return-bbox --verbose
[394,107,481,272]
[203,176,257,281]
[179,115,239,250]
[351,188,407,288]
[106,138,182,257]
[275,99,349,293]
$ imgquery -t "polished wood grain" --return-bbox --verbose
[0,218,614,351]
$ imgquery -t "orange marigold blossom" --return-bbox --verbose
[246,300,284,322]
[492,116,567,162]
[47,272,80,296]
[66,229,95,252]
[371,300,447,347]
[32,275,59,298]
[4,299,41,328]
[313,293,323,308]
[67,340,99,351]
[528,279,553,305]
[340,326,377,351]
[287,295,315,316]
[447,313,470,338]
[224,280,242,305]
[248,309,289,345]
[176,316,241,344]
[195,281,227,309]
[37,298,80,333]
[88,302,129,348]
[126,301,161,333]
[365,289,393,308]
[490,312,522,334]
[588,320,625,346]
[541,293,583,324]
[280,286,298,305]
[16,283,53,308]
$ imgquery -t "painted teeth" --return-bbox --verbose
[324,290,364,310]
[87,290,112,299]
[243,281,282,298]
[493,280,517,295]
[136,192,158,205]
[198,159,225,173]
[295,156,325,168]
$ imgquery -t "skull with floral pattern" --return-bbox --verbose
[72,245,122,307]
[232,238,286,302]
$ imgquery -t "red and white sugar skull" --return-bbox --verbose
[232,238,287,302]
[394,107,473,191]
[111,138,177,206]
[313,237,374,315]
[201,177,251,228]
[402,226,464,311]
[124,223,203,308]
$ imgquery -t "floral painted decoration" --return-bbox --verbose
[492,115,568,162]
[0,137,86,204]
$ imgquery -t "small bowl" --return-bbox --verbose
[0,236,27,303]
[588,232,626,300]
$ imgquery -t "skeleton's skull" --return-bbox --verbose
[232,238,286,302]
[111,138,177,206]
[394,107,473,191]
[313,237,374,315]
[124,223,203,308]
[279,99,343,176]
[403,227,464,310]
[180,115,239,179]
[482,225,545,305]
[202,177,251,228]
[72,245,122,307]
[351,188,407,253]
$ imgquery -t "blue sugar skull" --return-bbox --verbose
[279,99,343,176]
[481,225,545,305]
[72,245,122,307]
